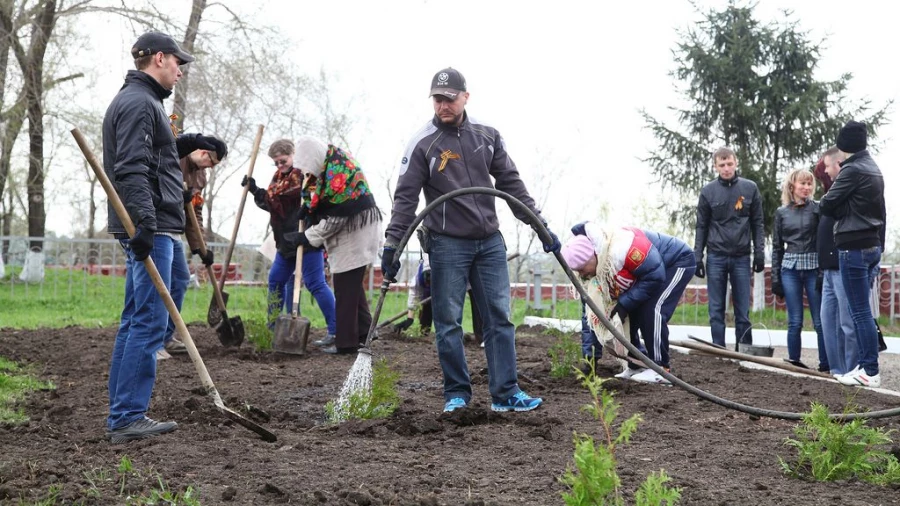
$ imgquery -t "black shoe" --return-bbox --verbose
[313,334,336,347]
[818,364,830,373]
[106,417,177,444]
[321,345,358,355]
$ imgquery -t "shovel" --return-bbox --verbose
[208,124,265,326]
[72,128,276,442]
[185,197,244,346]
[272,219,311,354]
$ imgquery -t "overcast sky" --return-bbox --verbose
[63,0,899,248]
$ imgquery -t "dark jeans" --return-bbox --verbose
[706,253,752,347]
[781,268,825,367]
[108,235,177,430]
[430,231,520,404]
[839,246,881,375]
[164,240,191,344]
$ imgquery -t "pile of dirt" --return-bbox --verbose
[1,324,900,505]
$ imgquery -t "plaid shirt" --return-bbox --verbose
[782,252,818,271]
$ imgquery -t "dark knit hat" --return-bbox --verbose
[836,120,867,153]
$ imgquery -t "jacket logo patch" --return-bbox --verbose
[438,149,460,172]
[735,195,744,210]
[628,247,645,264]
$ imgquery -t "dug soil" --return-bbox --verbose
[2,324,900,505]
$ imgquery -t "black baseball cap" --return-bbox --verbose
[429,68,466,99]
[131,31,194,64]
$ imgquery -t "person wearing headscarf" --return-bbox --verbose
[284,136,383,354]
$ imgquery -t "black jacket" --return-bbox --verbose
[103,70,184,235]
[385,112,542,243]
[817,214,839,271]
[819,150,886,250]
[772,199,819,283]
[694,175,765,260]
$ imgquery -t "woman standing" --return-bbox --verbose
[771,168,826,371]
[284,136,382,354]
[242,139,336,341]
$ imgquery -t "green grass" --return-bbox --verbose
[0,357,55,424]
[2,268,898,336]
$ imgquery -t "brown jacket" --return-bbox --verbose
[180,157,207,252]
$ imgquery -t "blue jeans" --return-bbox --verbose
[781,268,825,366]
[820,269,858,375]
[706,253,752,347]
[430,232,520,404]
[839,246,881,376]
[580,300,602,359]
[108,235,176,430]
[267,250,336,334]
[164,240,191,343]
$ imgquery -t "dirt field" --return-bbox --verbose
[2,323,900,505]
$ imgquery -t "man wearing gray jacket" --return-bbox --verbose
[383,67,560,413]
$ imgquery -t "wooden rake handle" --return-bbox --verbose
[183,197,228,312]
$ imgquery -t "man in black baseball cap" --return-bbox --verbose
[131,31,194,64]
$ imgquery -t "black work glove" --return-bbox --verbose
[609,302,627,323]
[298,205,310,220]
[283,231,310,249]
[771,279,784,298]
[570,221,587,236]
[542,228,562,253]
[381,244,400,283]
[695,263,705,279]
[241,175,259,193]
[129,226,155,262]
[393,318,414,333]
[198,249,214,267]
[815,270,824,293]
[183,189,193,205]
[753,254,765,273]
[177,133,228,160]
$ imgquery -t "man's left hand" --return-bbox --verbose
[199,249,214,267]
[753,255,765,273]
[542,228,561,253]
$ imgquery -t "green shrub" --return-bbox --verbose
[325,358,401,422]
[560,364,681,505]
[779,402,900,484]
[243,317,273,351]
[548,332,581,379]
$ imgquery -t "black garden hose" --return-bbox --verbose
[364,187,900,421]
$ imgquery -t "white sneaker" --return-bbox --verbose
[836,366,881,388]
[630,368,671,385]
[156,349,172,361]
[615,367,647,380]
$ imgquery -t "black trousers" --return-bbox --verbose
[333,265,371,349]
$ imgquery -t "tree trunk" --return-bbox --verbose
[21,0,58,250]
[172,0,207,132]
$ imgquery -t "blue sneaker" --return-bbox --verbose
[443,397,467,412]
[491,391,543,412]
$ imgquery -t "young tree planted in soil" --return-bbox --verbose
[779,402,900,485]
[560,364,682,505]
[641,2,891,237]
[326,358,401,423]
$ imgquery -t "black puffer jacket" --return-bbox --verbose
[102,70,184,235]
[694,175,765,260]
[771,199,819,284]
[819,150,886,250]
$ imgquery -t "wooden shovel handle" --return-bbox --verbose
[219,124,265,292]
[71,128,222,400]
[183,197,228,312]
[290,174,310,318]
